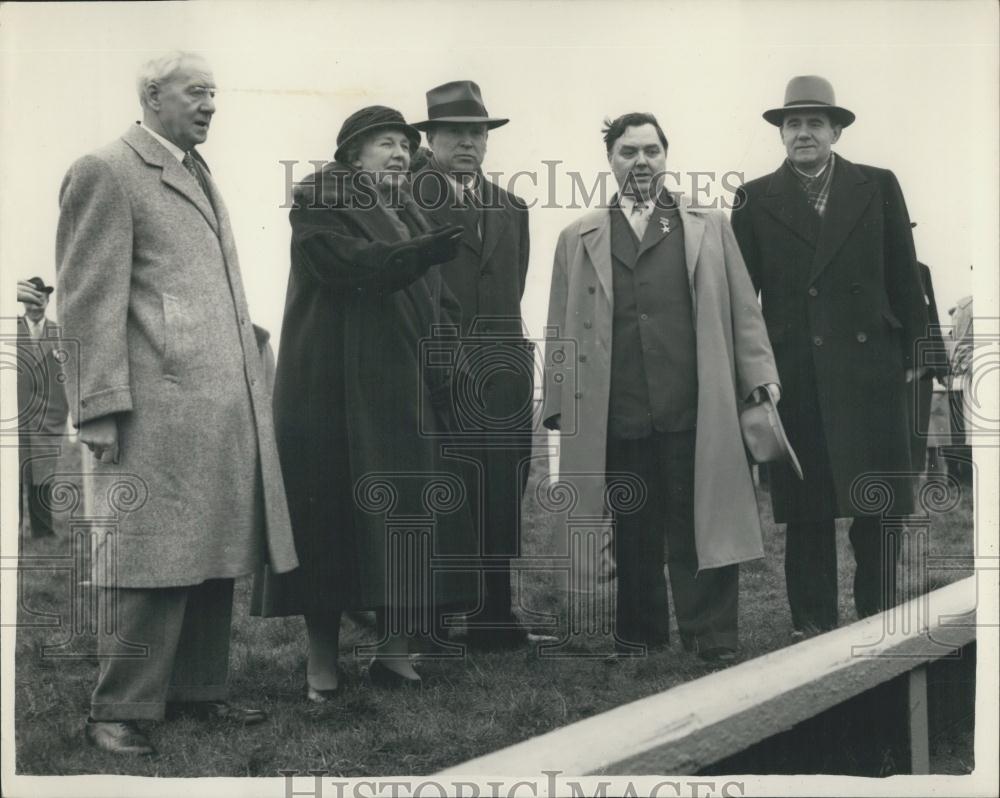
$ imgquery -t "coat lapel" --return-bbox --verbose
[808,156,876,283]
[580,211,613,300]
[759,163,820,250]
[121,124,220,236]
[677,197,705,292]
[610,208,638,267]
[479,179,508,265]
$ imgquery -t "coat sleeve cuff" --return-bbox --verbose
[76,386,133,426]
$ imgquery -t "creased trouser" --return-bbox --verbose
[90,578,234,721]
[606,430,739,652]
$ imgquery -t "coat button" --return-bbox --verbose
[808,287,818,297]
[850,283,862,294]
[579,354,587,363]
[640,313,648,320]
[574,391,582,399]
[588,285,596,294]
[584,321,592,329]
[857,332,868,343]
[813,336,824,347]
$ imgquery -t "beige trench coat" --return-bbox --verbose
[542,195,779,573]
[55,124,298,587]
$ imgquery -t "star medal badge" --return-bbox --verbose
[659,217,671,234]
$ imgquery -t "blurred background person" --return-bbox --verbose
[908,223,950,476]
[253,106,476,695]
[16,276,69,539]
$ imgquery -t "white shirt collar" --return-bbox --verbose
[24,315,46,339]
[618,194,653,217]
[790,151,835,180]
[140,123,187,162]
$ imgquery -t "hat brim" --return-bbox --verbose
[412,117,509,131]
[333,122,422,164]
[763,104,855,128]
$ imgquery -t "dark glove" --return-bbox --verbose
[413,225,465,267]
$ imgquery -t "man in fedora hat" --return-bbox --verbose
[543,112,780,662]
[410,81,539,650]
[731,76,928,637]
[16,276,69,539]
[56,51,297,755]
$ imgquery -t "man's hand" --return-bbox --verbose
[17,280,45,307]
[905,366,929,383]
[750,383,781,404]
[79,416,120,465]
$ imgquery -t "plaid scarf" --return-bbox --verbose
[789,153,835,217]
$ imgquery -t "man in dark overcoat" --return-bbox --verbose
[16,277,69,539]
[731,76,928,636]
[56,51,297,755]
[410,81,536,649]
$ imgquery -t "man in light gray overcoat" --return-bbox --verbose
[56,51,298,755]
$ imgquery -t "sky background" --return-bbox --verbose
[1,0,997,351]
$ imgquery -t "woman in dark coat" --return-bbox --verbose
[255,107,473,693]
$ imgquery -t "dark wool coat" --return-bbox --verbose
[16,317,70,480]
[253,164,478,615]
[732,157,928,522]
[410,165,532,558]
[55,124,298,587]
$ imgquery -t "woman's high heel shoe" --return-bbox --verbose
[305,667,343,703]
[365,657,421,689]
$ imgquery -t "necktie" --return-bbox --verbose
[182,152,210,199]
[463,183,482,239]
[629,200,649,239]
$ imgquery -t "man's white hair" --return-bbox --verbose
[136,51,210,107]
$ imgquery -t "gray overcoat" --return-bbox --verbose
[55,123,298,587]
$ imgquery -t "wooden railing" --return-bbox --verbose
[437,576,978,776]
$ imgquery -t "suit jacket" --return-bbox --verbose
[542,194,779,573]
[732,156,927,520]
[55,123,297,587]
[16,316,70,476]
[411,164,533,556]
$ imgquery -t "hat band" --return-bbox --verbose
[785,99,834,107]
[426,99,491,120]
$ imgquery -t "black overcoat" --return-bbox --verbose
[732,157,928,521]
[254,164,477,615]
[410,165,533,557]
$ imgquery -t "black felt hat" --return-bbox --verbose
[27,276,54,295]
[333,105,421,164]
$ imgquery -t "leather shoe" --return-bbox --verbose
[366,658,421,689]
[85,718,156,756]
[165,700,267,725]
[305,668,343,703]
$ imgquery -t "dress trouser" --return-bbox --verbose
[784,516,900,631]
[20,459,56,538]
[90,579,234,721]
[606,430,739,652]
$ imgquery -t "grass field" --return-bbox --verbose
[13,451,976,777]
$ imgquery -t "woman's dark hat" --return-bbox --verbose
[412,81,508,130]
[763,75,855,128]
[27,276,55,295]
[333,105,421,164]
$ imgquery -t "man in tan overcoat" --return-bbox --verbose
[542,112,779,662]
[55,51,297,755]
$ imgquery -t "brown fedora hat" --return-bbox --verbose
[412,80,508,131]
[763,75,855,128]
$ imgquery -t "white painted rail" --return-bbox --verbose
[437,576,977,775]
